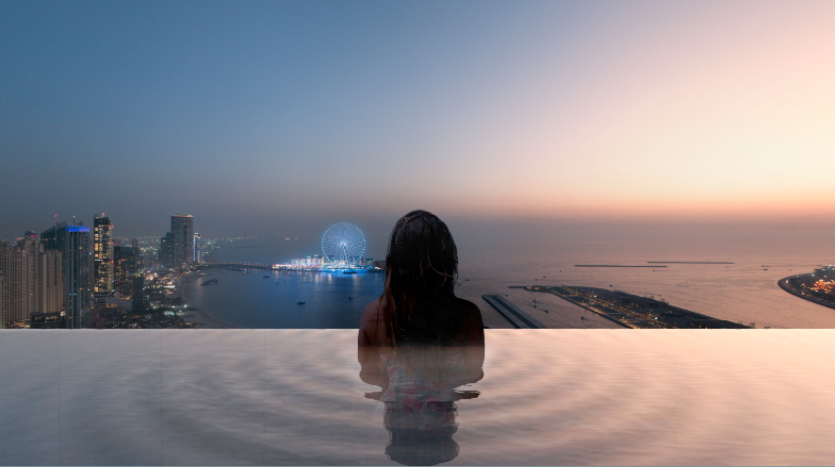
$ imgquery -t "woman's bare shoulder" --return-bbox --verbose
[360,298,382,324]
[454,297,482,319]
[454,297,485,345]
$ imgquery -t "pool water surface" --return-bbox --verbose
[1,329,834,465]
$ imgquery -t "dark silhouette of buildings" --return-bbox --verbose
[30,312,65,329]
[132,276,149,313]
[114,246,139,297]
[160,232,175,268]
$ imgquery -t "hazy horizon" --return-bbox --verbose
[2,1,834,240]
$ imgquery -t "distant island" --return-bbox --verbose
[574,265,665,268]
[779,266,835,310]
[511,285,749,329]
[647,261,735,264]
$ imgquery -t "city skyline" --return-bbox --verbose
[1,1,834,241]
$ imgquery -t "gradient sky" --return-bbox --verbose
[1,1,833,239]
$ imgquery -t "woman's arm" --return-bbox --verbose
[358,299,389,387]
[460,300,486,384]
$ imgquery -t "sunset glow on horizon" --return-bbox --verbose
[1,1,833,236]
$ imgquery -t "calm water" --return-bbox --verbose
[190,221,835,329]
[183,269,385,328]
[3,329,835,465]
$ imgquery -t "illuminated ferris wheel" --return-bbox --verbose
[321,222,366,265]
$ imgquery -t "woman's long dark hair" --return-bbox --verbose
[378,210,464,347]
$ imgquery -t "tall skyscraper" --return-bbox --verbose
[194,233,202,263]
[159,232,175,268]
[113,246,139,297]
[0,275,4,329]
[65,224,91,329]
[171,215,194,267]
[93,214,113,302]
[0,235,63,327]
[0,239,34,325]
[38,246,64,314]
[42,222,91,329]
[41,222,68,257]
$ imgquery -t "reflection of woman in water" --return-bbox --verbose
[358,210,485,465]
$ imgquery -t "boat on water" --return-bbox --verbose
[348,295,353,300]
[342,269,357,274]
[297,301,305,305]
[263,275,270,278]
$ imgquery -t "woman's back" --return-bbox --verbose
[358,210,484,387]
[359,296,484,348]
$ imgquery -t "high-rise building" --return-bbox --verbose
[65,224,91,329]
[41,222,68,259]
[38,245,64,315]
[159,232,175,268]
[113,246,139,297]
[93,214,113,302]
[194,233,202,263]
[42,221,92,328]
[0,275,4,329]
[0,236,63,326]
[171,215,194,267]
[0,239,34,325]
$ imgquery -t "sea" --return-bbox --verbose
[182,220,835,329]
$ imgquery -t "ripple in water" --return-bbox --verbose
[2,329,835,465]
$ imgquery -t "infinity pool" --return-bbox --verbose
[2,329,834,465]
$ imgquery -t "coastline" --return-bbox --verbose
[176,271,239,329]
[778,275,835,311]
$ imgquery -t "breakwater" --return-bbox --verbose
[512,285,748,329]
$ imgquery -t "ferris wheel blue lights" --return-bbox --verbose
[321,222,366,266]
